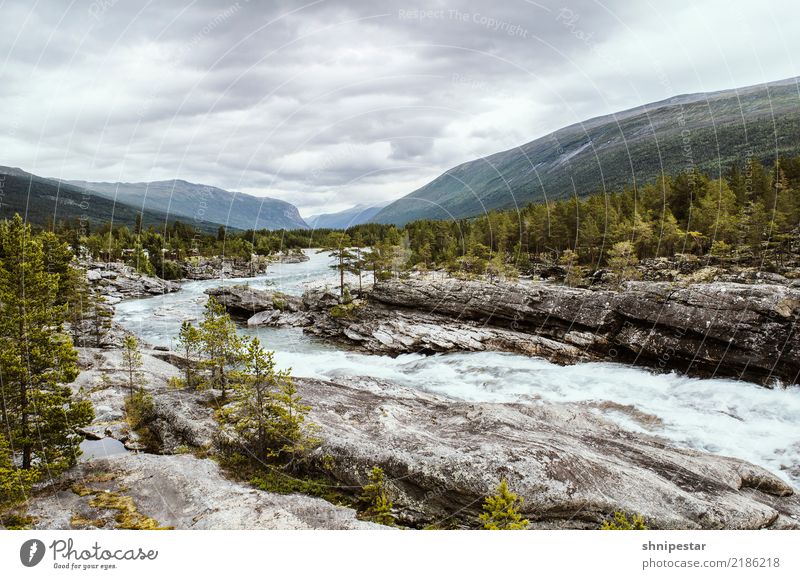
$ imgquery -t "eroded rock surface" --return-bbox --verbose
[28,453,379,530]
[295,376,800,529]
[52,347,800,530]
[312,279,800,385]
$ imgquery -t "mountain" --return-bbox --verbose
[305,202,388,229]
[374,77,800,225]
[64,179,308,231]
[0,166,188,230]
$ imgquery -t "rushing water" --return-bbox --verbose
[115,249,800,485]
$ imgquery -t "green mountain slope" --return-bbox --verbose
[0,168,192,231]
[65,179,308,231]
[375,77,800,225]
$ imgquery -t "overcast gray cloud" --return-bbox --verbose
[1,0,798,215]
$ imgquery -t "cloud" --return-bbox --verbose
[1,0,798,215]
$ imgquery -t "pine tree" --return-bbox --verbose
[177,321,202,389]
[127,242,154,276]
[362,243,392,287]
[359,466,395,526]
[224,337,318,462]
[199,296,242,397]
[121,335,145,398]
[559,249,584,287]
[90,294,114,347]
[64,268,93,347]
[0,215,93,474]
[324,232,354,297]
[479,479,529,530]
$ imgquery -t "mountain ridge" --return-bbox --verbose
[374,76,800,225]
[0,166,199,231]
[65,178,308,231]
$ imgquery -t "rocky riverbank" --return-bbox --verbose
[207,277,800,386]
[84,261,180,304]
[26,346,800,530]
[28,264,796,531]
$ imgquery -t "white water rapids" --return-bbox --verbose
[115,250,800,485]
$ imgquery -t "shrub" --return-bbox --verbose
[251,469,344,505]
[125,389,155,430]
[600,511,648,530]
[709,240,732,257]
[330,303,356,319]
[479,479,529,530]
[607,241,641,283]
[358,466,395,526]
[272,294,287,311]
[167,376,186,389]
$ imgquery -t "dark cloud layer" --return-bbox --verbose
[1,0,797,215]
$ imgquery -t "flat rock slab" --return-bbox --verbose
[28,453,381,530]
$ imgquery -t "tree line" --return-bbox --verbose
[39,156,800,287]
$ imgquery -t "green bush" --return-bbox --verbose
[600,511,648,530]
[167,376,186,389]
[251,469,344,505]
[272,294,287,311]
[479,479,529,530]
[330,302,356,319]
[124,389,155,429]
[358,466,395,526]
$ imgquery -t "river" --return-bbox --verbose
[115,249,800,485]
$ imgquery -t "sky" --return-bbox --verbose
[1,0,798,217]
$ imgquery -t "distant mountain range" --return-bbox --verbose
[305,202,388,229]
[375,76,800,225]
[0,166,309,232]
[0,166,190,231]
[65,179,308,231]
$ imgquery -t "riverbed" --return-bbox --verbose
[115,250,800,485]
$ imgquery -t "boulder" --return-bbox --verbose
[205,285,303,318]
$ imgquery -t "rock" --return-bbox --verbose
[60,346,799,530]
[303,288,341,310]
[76,426,105,441]
[352,278,800,385]
[182,255,282,280]
[82,260,181,299]
[246,310,311,328]
[28,453,381,530]
[273,252,311,264]
[306,306,585,362]
[295,376,800,529]
[146,389,217,453]
[205,285,304,318]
